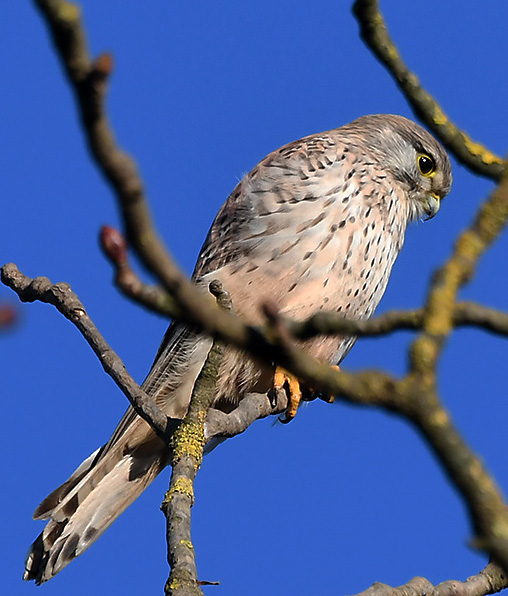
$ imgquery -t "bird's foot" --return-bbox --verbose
[273,364,341,423]
[274,367,302,424]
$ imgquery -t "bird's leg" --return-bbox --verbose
[275,364,340,423]
[274,367,302,424]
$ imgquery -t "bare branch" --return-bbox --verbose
[288,308,421,338]
[33,0,164,268]
[32,0,249,346]
[0,262,174,441]
[352,0,505,180]
[287,302,508,341]
[161,281,231,596]
[100,225,180,318]
[354,562,508,596]
[205,389,288,441]
[454,302,508,337]
[411,172,508,374]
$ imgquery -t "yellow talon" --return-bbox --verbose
[274,367,302,424]
[274,364,341,421]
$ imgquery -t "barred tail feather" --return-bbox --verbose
[23,448,168,584]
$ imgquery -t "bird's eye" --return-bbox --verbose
[417,153,436,177]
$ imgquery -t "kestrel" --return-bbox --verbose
[24,114,452,583]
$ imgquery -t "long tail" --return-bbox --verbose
[23,322,217,583]
[23,438,169,584]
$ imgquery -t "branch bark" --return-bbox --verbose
[288,301,508,341]
[353,562,508,596]
[162,281,232,596]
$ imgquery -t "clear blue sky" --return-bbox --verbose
[2,2,508,595]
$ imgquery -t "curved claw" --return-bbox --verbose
[273,364,341,422]
[274,367,302,424]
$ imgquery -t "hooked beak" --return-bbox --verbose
[423,192,440,221]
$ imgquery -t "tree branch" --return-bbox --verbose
[411,170,508,378]
[352,0,505,180]
[402,158,508,574]
[354,562,508,596]
[288,301,508,341]
[0,262,175,442]
[205,389,288,442]
[454,302,508,337]
[100,225,180,318]
[161,281,232,596]
[32,0,250,348]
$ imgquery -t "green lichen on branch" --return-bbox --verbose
[163,282,231,596]
[412,171,508,373]
[170,420,206,470]
[162,477,195,507]
[400,171,508,572]
[351,0,508,576]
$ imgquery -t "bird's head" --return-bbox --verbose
[346,114,453,221]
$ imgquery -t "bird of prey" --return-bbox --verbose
[24,114,452,583]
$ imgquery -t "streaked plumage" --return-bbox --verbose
[24,114,452,583]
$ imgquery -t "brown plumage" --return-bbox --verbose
[24,114,452,583]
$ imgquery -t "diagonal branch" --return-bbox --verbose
[401,136,508,579]
[352,0,505,180]
[0,262,174,442]
[100,225,179,318]
[32,0,248,347]
[410,171,508,376]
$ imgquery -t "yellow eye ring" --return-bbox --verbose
[417,153,436,177]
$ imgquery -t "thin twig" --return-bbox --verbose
[288,302,508,340]
[0,263,174,441]
[100,225,179,318]
[454,302,508,337]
